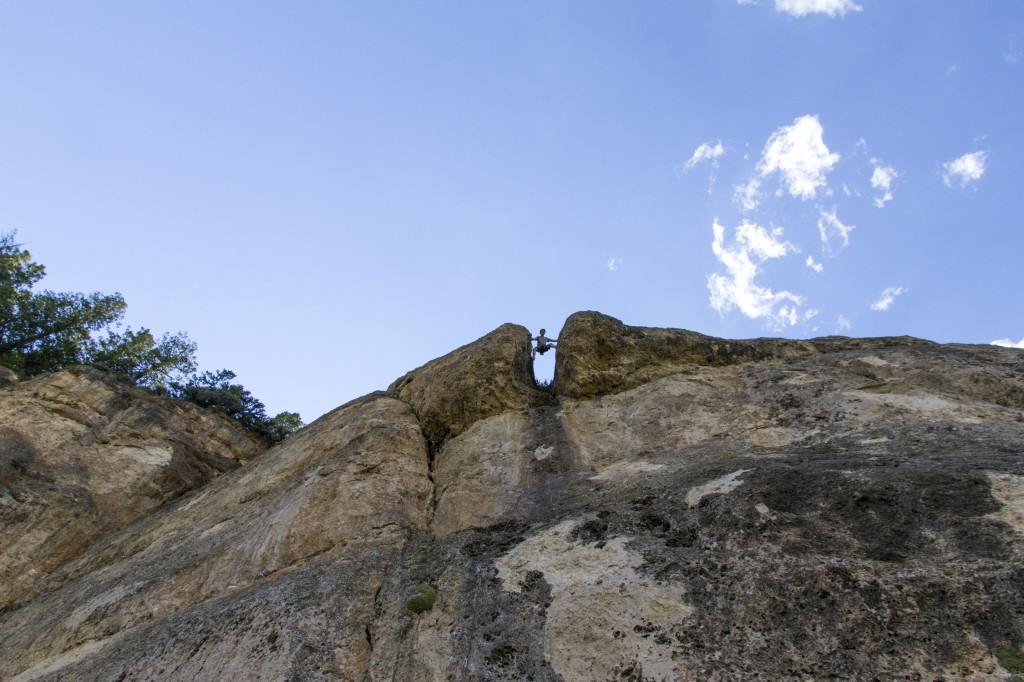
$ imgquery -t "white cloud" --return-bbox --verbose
[818,207,855,254]
[738,0,861,15]
[837,314,851,332]
[775,0,862,17]
[870,161,898,207]
[733,178,763,212]
[683,141,726,170]
[806,255,823,273]
[757,115,840,200]
[707,219,804,328]
[606,257,622,271]
[943,151,987,188]
[870,286,906,311]
[737,219,794,259]
[992,338,1024,349]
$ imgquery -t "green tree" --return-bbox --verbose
[172,370,302,444]
[0,232,126,375]
[264,411,304,443]
[0,231,302,442]
[84,327,198,390]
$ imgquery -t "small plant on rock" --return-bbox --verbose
[405,583,436,614]
[995,644,1024,676]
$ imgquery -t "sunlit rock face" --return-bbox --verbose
[0,365,265,611]
[2,313,1023,681]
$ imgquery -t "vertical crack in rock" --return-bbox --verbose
[524,398,581,524]
[394,402,439,527]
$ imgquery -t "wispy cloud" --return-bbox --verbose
[818,207,854,254]
[1005,40,1022,65]
[707,219,804,328]
[870,160,898,207]
[943,151,988,188]
[806,255,823,273]
[837,314,851,332]
[606,257,622,272]
[738,0,862,16]
[683,141,726,171]
[733,178,763,212]
[870,286,906,311]
[757,115,840,200]
[992,338,1024,349]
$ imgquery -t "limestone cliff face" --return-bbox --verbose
[1,312,1023,681]
[0,366,266,611]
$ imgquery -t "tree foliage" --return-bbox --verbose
[170,370,302,444]
[85,327,198,390]
[0,231,302,443]
[0,232,126,375]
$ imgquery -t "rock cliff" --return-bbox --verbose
[0,366,265,612]
[1,312,1023,681]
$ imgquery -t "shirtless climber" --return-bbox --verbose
[531,329,558,359]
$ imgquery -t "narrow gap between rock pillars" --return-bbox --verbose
[531,349,555,389]
[529,326,558,391]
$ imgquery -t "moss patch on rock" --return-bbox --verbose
[405,583,436,614]
[996,645,1024,673]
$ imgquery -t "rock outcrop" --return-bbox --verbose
[387,322,542,451]
[1,312,1023,681]
[0,366,265,611]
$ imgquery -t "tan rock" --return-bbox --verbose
[388,323,543,451]
[553,310,941,400]
[0,393,432,680]
[553,310,818,399]
[0,365,18,386]
[496,518,694,680]
[2,315,1024,681]
[0,366,264,610]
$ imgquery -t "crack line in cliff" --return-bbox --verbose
[388,396,441,530]
[523,395,580,524]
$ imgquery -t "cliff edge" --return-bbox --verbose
[1,312,1023,681]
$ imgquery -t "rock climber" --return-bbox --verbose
[531,329,558,359]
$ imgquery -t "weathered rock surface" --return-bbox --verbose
[0,366,265,611]
[553,310,936,400]
[2,312,1023,681]
[388,322,542,451]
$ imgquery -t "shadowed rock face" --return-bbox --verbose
[2,312,1023,681]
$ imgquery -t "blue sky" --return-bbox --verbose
[2,1,1022,421]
